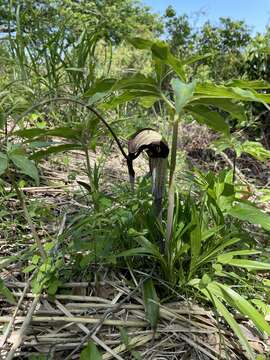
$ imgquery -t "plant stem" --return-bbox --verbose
[166,116,179,254]
[84,146,92,183]
[14,183,47,260]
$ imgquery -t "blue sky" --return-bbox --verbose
[142,0,270,33]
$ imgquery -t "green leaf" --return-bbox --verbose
[44,127,81,140]
[0,112,4,129]
[48,279,61,296]
[23,264,36,273]
[227,202,270,231]
[222,259,270,271]
[28,355,46,360]
[119,327,130,347]
[171,78,196,114]
[112,74,160,94]
[186,104,230,135]
[226,79,270,89]
[196,237,241,267]
[251,299,270,316]
[195,83,270,104]
[142,279,159,330]
[242,141,270,161]
[190,209,202,274]
[210,294,255,360]
[15,128,47,138]
[190,98,246,123]
[217,283,270,335]
[103,90,159,110]
[30,144,82,160]
[190,278,255,359]
[128,37,153,50]
[80,341,102,360]
[117,247,154,258]
[0,278,16,304]
[65,67,84,72]
[84,78,116,97]
[0,152,8,175]
[217,250,261,263]
[139,96,158,108]
[10,153,39,185]
[128,38,186,80]
[183,53,213,65]
[136,236,166,266]
[151,41,169,61]
[15,127,81,140]
[77,180,92,193]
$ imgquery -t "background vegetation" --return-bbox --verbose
[0,1,270,359]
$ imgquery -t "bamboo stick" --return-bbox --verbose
[0,316,148,327]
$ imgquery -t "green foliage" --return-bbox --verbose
[227,202,270,231]
[0,278,16,304]
[9,150,39,185]
[170,78,196,114]
[0,152,8,175]
[80,341,102,360]
[1,5,270,358]
[27,244,64,295]
[115,171,270,357]
[142,279,159,330]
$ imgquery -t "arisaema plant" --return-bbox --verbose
[102,38,270,359]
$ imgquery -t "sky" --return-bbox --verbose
[142,0,270,34]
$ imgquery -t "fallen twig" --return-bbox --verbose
[0,270,38,348]
[5,295,40,360]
